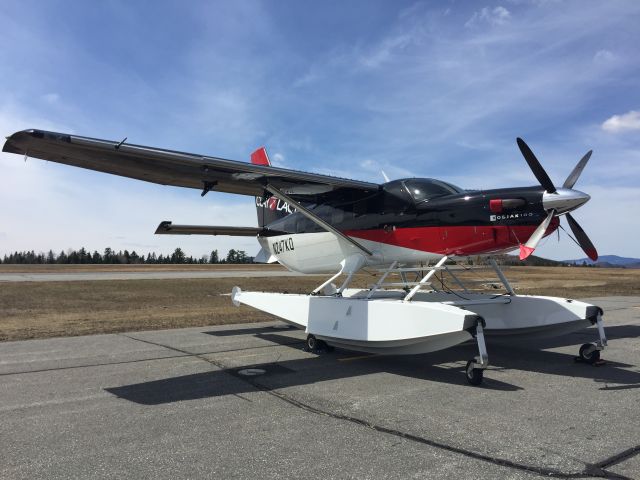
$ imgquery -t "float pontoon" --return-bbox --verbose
[232,257,607,385]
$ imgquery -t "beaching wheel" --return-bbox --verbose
[579,343,600,364]
[465,359,484,386]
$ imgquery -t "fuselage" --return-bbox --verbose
[257,178,561,273]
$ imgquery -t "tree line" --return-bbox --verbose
[0,247,253,264]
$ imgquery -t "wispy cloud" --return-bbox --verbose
[465,6,511,28]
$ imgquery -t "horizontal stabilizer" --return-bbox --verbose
[155,221,262,236]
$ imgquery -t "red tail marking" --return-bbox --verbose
[251,147,271,166]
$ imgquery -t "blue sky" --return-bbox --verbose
[1,0,639,260]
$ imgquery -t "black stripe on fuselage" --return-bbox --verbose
[259,185,546,236]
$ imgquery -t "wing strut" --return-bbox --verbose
[264,184,373,256]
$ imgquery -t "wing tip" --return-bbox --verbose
[155,221,172,235]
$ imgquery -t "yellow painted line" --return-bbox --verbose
[338,354,377,362]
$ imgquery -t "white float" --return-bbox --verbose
[230,258,607,385]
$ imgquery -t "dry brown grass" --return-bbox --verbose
[0,266,638,342]
[465,266,640,298]
[0,263,286,273]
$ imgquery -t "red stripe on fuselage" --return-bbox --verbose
[345,219,559,256]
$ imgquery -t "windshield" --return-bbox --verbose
[403,178,463,203]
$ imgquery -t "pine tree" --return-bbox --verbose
[171,247,185,264]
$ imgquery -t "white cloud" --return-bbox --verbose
[593,49,616,64]
[292,70,319,88]
[271,152,286,167]
[42,93,60,104]
[465,6,511,28]
[601,110,640,133]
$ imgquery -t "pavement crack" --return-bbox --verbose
[255,385,608,479]
[596,444,640,470]
[119,334,621,479]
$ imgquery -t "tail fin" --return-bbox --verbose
[252,147,292,227]
[251,146,271,166]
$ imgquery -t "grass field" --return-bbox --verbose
[0,263,286,273]
[1,265,638,342]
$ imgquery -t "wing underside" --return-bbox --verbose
[3,129,379,197]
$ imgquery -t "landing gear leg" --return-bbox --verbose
[466,317,489,386]
[578,310,607,365]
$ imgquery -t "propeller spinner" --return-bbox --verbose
[516,138,598,262]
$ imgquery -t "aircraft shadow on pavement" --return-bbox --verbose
[105,356,517,406]
[495,324,640,350]
[105,326,640,405]
[204,326,296,337]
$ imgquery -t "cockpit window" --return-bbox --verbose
[403,178,463,203]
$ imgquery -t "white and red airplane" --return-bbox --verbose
[3,130,607,385]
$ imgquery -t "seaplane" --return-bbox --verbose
[3,129,608,385]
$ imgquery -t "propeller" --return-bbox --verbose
[519,209,555,260]
[517,137,556,194]
[516,138,597,262]
[562,150,592,189]
[565,212,598,261]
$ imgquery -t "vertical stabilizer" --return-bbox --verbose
[251,146,271,166]
[251,147,292,227]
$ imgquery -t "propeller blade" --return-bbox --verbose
[519,209,556,260]
[517,138,556,193]
[563,150,592,189]
[566,212,598,261]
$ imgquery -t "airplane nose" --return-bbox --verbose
[542,188,590,213]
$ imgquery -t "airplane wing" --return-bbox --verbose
[2,129,379,196]
[154,221,263,236]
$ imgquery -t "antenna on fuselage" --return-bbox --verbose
[381,170,390,182]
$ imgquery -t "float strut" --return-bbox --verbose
[596,313,607,350]
[474,319,489,369]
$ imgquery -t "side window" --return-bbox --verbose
[382,180,413,212]
[404,179,455,203]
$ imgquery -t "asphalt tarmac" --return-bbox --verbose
[1,296,639,479]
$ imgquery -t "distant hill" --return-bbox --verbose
[473,254,567,267]
[563,255,640,269]
[515,255,567,267]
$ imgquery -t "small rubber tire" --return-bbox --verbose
[579,343,601,364]
[465,360,484,386]
[306,334,318,352]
